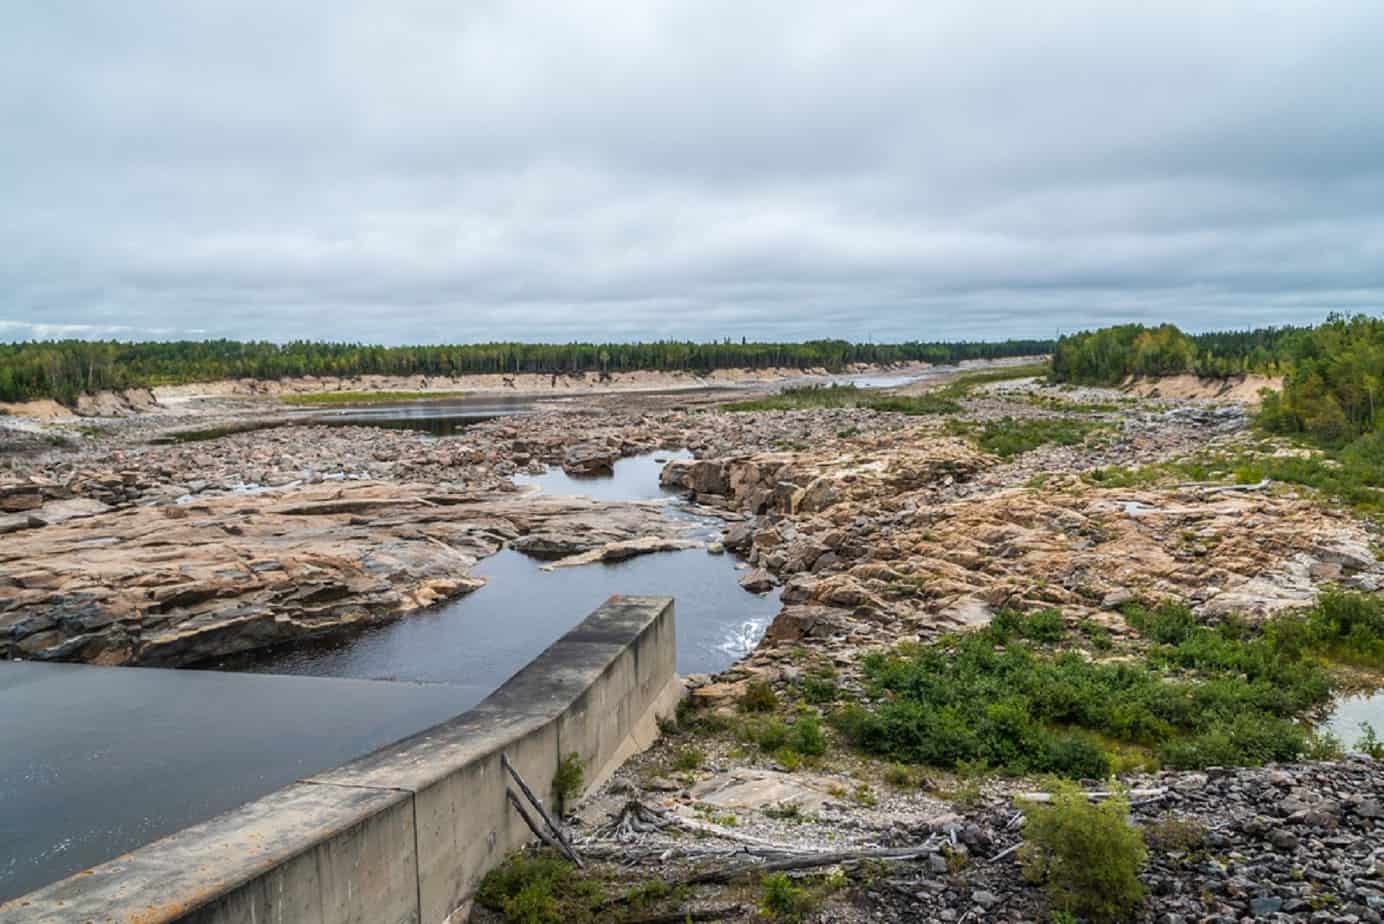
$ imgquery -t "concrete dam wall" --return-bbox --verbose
[0,595,679,924]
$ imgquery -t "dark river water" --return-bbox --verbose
[0,663,480,903]
[0,446,780,903]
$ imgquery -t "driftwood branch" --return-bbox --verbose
[506,790,567,856]
[988,842,1023,864]
[678,843,939,886]
[1014,786,1167,805]
[625,906,745,924]
[501,753,584,868]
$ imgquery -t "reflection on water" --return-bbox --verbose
[1326,690,1384,748]
[0,663,478,903]
[514,449,692,502]
[289,395,540,436]
[158,394,544,442]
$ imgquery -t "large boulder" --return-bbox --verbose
[739,568,777,594]
[563,444,617,476]
[797,476,840,514]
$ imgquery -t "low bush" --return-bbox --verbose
[831,594,1384,776]
[552,753,584,814]
[949,416,1110,458]
[738,679,780,713]
[799,671,839,704]
[760,873,816,922]
[1019,782,1147,923]
[671,746,705,772]
[476,852,603,924]
[725,383,964,416]
[790,713,828,756]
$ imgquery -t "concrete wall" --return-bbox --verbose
[0,595,679,924]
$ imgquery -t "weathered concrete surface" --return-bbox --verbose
[0,783,418,924]
[0,595,678,924]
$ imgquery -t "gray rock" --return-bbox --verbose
[739,568,776,594]
[971,890,1000,909]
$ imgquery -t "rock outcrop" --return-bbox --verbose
[0,482,686,666]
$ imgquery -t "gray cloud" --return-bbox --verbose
[2,0,1382,343]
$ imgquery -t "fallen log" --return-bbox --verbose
[678,843,940,886]
[625,906,744,924]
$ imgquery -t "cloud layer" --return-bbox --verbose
[3,1,1382,343]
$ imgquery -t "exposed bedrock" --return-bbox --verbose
[0,482,685,666]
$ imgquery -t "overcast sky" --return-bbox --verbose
[3,1,1381,344]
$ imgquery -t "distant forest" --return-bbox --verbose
[1051,314,1384,445]
[0,337,1052,405]
[1049,322,1307,384]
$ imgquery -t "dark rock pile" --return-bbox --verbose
[865,759,1384,923]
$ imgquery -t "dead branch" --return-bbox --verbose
[624,906,745,924]
[678,843,939,885]
[502,753,584,867]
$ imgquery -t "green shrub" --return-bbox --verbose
[552,752,584,814]
[1079,619,1114,650]
[950,416,1110,459]
[1358,722,1384,759]
[1159,714,1307,769]
[476,852,602,924]
[739,679,780,713]
[760,873,815,922]
[1019,782,1147,923]
[832,593,1384,776]
[1123,601,1198,645]
[745,717,791,752]
[790,713,828,756]
[993,607,1066,643]
[799,671,839,704]
[671,746,705,772]
[883,763,917,788]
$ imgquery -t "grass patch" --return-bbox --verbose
[942,361,1051,390]
[948,416,1111,458]
[476,852,603,924]
[798,670,839,704]
[1089,433,1384,517]
[1022,394,1125,413]
[553,752,584,814]
[830,593,1384,777]
[477,850,693,924]
[724,383,959,415]
[279,389,464,406]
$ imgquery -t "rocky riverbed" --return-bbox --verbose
[4,369,1383,921]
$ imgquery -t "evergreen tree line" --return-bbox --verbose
[1049,322,1308,386]
[0,337,1053,405]
[1049,314,1384,445]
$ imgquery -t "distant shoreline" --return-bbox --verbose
[0,356,1048,420]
